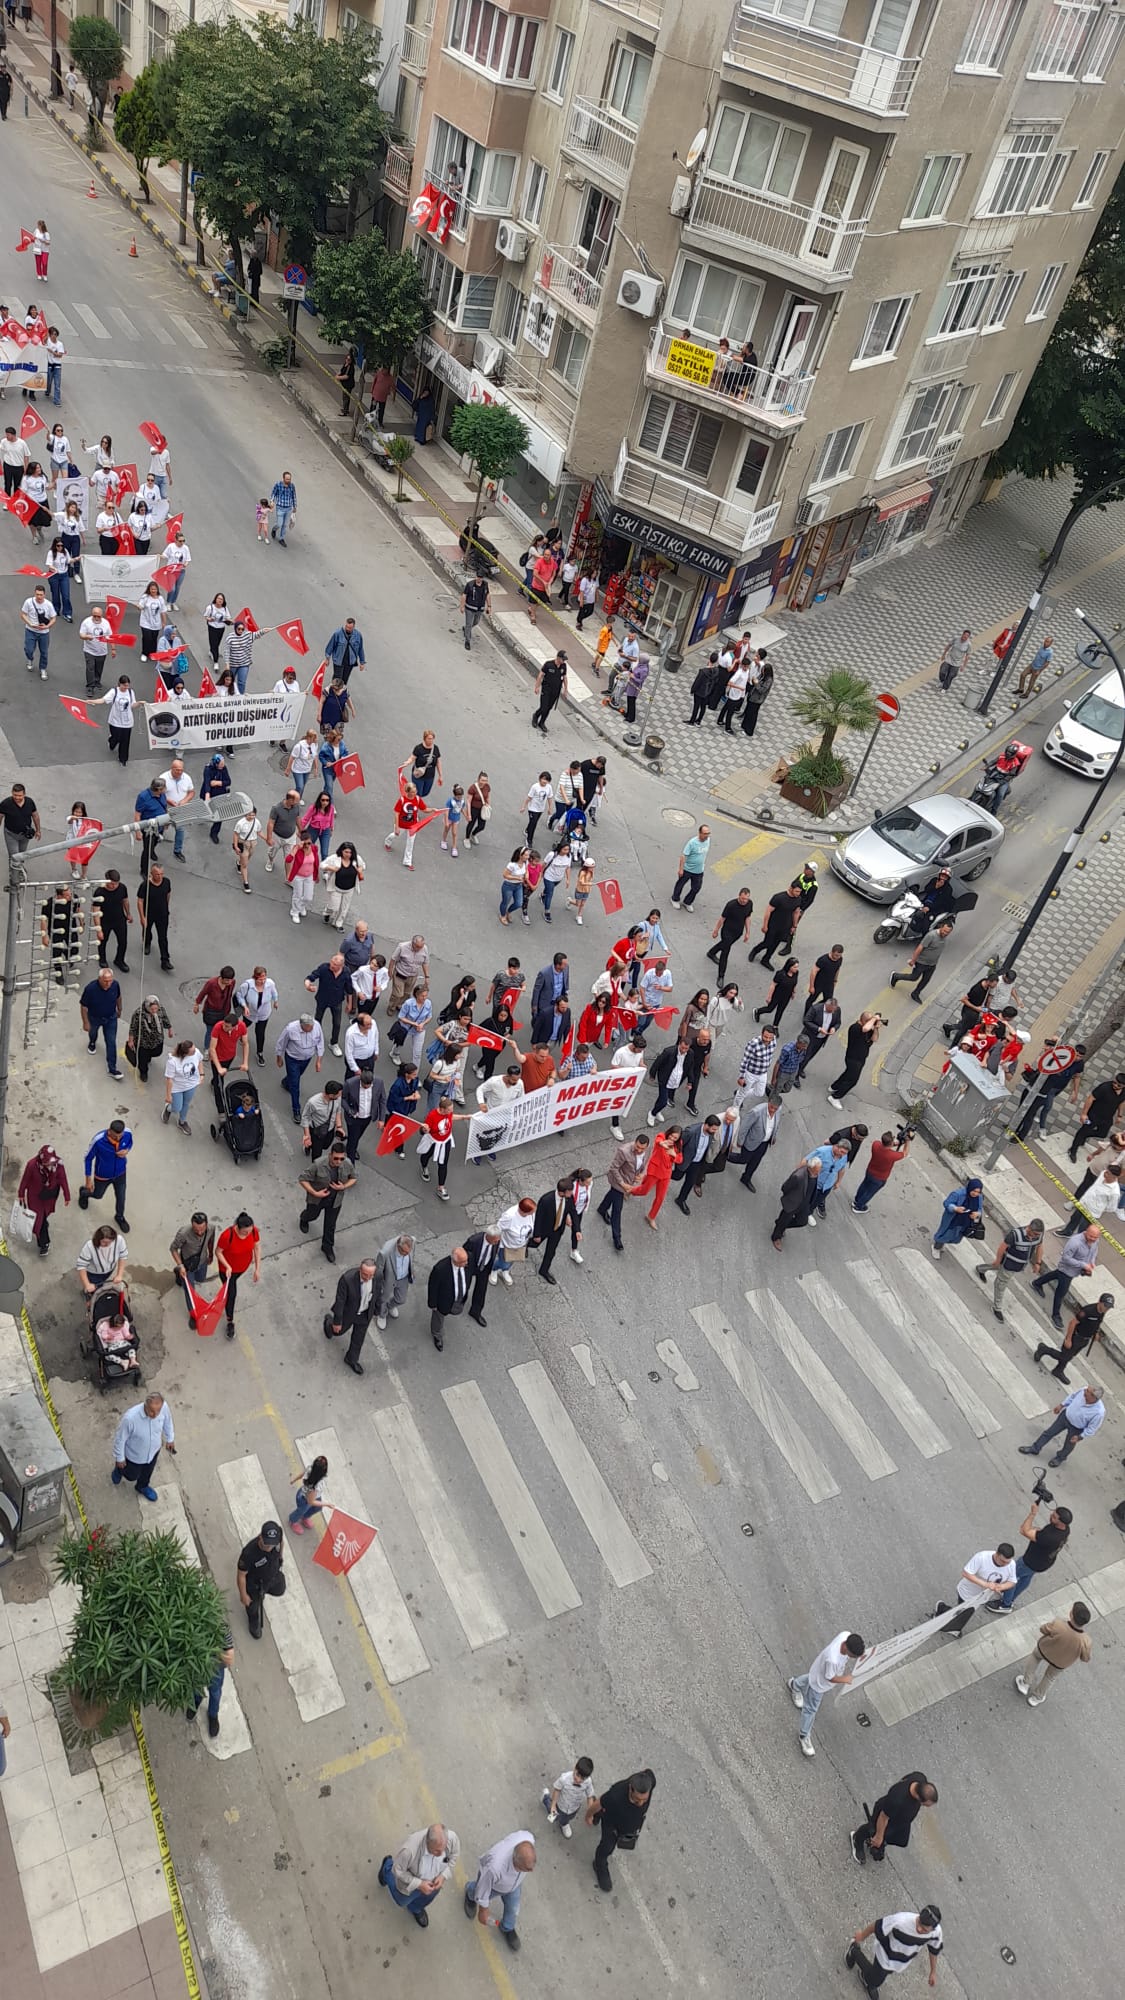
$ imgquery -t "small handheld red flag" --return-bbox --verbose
[149,648,180,663]
[500,985,522,1015]
[151,564,179,591]
[277,617,309,656]
[115,526,136,557]
[377,1113,420,1156]
[186,1280,229,1338]
[152,674,170,704]
[138,421,167,451]
[164,512,184,537]
[467,1025,506,1051]
[313,1508,377,1575]
[116,463,139,497]
[653,1005,679,1031]
[67,817,103,863]
[28,319,48,345]
[598,877,624,917]
[17,564,48,577]
[233,605,259,633]
[7,491,37,526]
[198,665,217,697]
[559,1023,576,1063]
[112,633,137,648]
[334,754,365,794]
[309,659,327,701]
[19,406,46,439]
[15,229,35,252]
[616,1005,639,1033]
[104,595,127,629]
[57,695,100,729]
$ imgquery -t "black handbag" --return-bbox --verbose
[388,1019,409,1048]
[966,1217,986,1240]
[615,1831,638,1850]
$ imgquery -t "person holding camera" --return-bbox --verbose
[974,1218,1045,1322]
[827,1012,883,1109]
[852,1129,911,1212]
[988,1490,1072,1613]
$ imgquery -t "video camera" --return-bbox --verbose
[895,1123,916,1146]
[1031,1467,1053,1506]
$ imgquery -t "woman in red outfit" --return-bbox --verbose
[577,991,616,1049]
[631,1125,682,1228]
[18,1146,71,1256]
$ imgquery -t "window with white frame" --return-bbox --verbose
[853,294,914,366]
[940,382,976,438]
[668,256,764,344]
[811,422,865,487]
[413,239,497,330]
[427,120,519,229]
[886,381,968,470]
[606,46,652,125]
[638,395,723,479]
[113,0,133,47]
[904,153,963,225]
[544,26,574,101]
[1033,149,1073,211]
[958,0,1025,73]
[551,319,590,390]
[146,0,170,61]
[735,438,772,498]
[522,161,548,229]
[1075,151,1111,209]
[1027,2,1122,80]
[982,269,1024,330]
[983,371,1020,423]
[763,1,848,24]
[497,281,527,346]
[977,129,1067,218]
[1027,262,1065,319]
[447,0,539,84]
[932,261,1000,338]
[709,105,808,199]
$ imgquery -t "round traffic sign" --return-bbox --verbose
[874,691,899,723]
[1038,1043,1077,1074]
[284,264,307,286]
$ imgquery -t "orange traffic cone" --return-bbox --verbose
[87,177,98,199]
[128,233,138,257]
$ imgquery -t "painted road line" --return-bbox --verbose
[72,302,111,339]
[850,1257,1001,1439]
[711,829,787,884]
[868,1561,1125,1725]
[295,1427,430,1687]
[177,319,208,350]
[746,1289,897,1482]
[901,1248,1048,1420]
[441,1383,582,1619]
[139,312,176,347]
[144,1487,251,1759]
[217,1455,345,1721]
[690,1304,840,1504]
[372,1404,508,1650]
[43,303,77,336]
[109,306,139,341]
[798,1272,951,1460]
[510,1359,654,1585]
[946,1240,1123,1412]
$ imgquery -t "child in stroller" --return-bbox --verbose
[81,1285,141,1392]
[211,1075,265,1160]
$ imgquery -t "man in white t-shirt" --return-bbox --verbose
[22,587,57,678]
[542,1757,595,1837]
[787,1628,867,1755]
[158,758,195,861]
[932,1542,1016,1637]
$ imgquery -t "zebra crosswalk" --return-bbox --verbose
[9,297,227,362]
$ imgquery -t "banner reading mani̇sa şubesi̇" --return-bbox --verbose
[465,1067,646,1162]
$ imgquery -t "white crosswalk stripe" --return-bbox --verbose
[798,1271,951,1459]
[442,1382,582,1619]
[217,1454,345,1721]
[746,1288,897,1482]
[108,307,139,341]
[946,1239,1124,1414]
[176,319,208,350]
[898,1247,1048,1420]
[372,1404,509,1650]
[43,303,77,336]
[691,1303,840,1504]
[142,1487,251,1758]
[295,1427,430,1686]
[137,311,176,347]
[850,1256,1001,1438]
[510,1358,655,1582]
[72,302,111,339]
[34,299,215,354]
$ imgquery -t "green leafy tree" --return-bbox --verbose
[449,402,531,523]
[790,669,877,767]
[69,16,125,141]
[385,433,416,502]
[314,231,429,438]
[114,65,166,201]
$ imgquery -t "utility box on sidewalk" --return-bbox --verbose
[925,1049,1010,1145]
[0,1390,71,1547]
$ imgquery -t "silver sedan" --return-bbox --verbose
[831,793,1004,903]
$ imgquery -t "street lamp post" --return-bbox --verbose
[977,474,1125,716]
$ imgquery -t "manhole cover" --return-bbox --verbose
[662,807,697,828]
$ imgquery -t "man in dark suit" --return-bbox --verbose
[771,1157,820,1251]
[672,1116,720,1212]
[531,952,570,1043]
[531,1176,576,1285]
[324,1257,377,1375]
[463,1228,501,1325]
[427,1246,469,1351]
[342,1067,387,1165]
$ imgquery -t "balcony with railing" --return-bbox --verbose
[593,0,663,27]
[917,331,977,381]
[497,347,577,443]
[562,98,638,191]
[401,21,431,72]
[646,327,814,433]
[536,246,604,327]
[687,173,868,284]
[724,4,921,118]
[383,140,415,203]
[612,440,782,555]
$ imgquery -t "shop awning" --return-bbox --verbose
[875,480,932,521]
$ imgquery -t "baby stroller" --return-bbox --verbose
[80,1286,141,1393]
[211,1074,264,1161]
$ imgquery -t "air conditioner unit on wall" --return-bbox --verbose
[669,175,692,219]
[617,270,663,317]
[474,335,505,381]
[796,492,830,527]
[496,220,529,262]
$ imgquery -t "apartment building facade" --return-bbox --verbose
[372,0,1123,650]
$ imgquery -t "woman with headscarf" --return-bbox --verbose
[126,994,172,1083]
[931,1177,984,1258]
[18,1146,71,1256]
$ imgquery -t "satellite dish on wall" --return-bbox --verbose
[684,127,708,170]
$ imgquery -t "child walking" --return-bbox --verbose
[385,781,422,868]
[289,1454,328,1535]
[256,497,272,543]
[593,621,614,679]
[542,1756,595,1838]
[441,784,465,857]
[570,859,594,926]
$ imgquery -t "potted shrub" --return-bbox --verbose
[51,1524,229,1741]
[780,669,878,817]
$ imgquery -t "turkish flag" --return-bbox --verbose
[19,406,46,439]
[616,1005,639,1033]
[186,1280,229,1338]
[115,526,136,556]
[67,817,103,864]
[376,1113,420,1156]
[116,463,139,496]
[138,421,167,451]
[104,596,127,629]
[7,491,37,526]
[152,674,170,704]
[309,659,327,701]
[8,324,30,348]
[428,191,456,245]
[277,617,309,655]
[559,1023,575,1063]
[334,754,365,794]
[313,1508,377,1576]
[149,647,180,662]
[151,564,179,591]
[164,512,184,537]
[499,985,522,1016]
[198,665,217,697]
[17,565,48,577]
[598,878,624,916]
[410,183,438,234]
[653,1006,679,1030]
[15,229,35,251]
[233,605,259,633]
[28,319,48,345]
[112,632,137,648]
[467,1025,505,1051]
[57,695,100,729]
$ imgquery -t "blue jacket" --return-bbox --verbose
[387,1073,420,1120]
[134,786,166,823]
[85,1128,133,1180]
[200,757,231,802]
[325,626,365,669]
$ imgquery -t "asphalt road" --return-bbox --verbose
[2,101,1123,2000]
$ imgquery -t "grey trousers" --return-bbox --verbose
[976,1263,1015,1312]
[375,1274,409,1318]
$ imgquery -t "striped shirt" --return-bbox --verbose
[873,1913,943,1975]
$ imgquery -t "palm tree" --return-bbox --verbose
[790,669,878,767]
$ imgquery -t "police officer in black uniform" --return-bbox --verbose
[237,1520,286,1639]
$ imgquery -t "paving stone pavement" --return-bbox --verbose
[642,476,1125,818]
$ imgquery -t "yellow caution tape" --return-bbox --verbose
[1000,1138,1125,1259]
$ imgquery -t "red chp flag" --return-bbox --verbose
[15,229,35,252]
[598,877,624,917]
[277,617,309,656]
[313,1508,377,1576]
[186,1280,229,1338]
[138,421,167,451]
[376,1113,420,1157]
[467,1024,506,1051]
[309,659,327,701]
[57,695,100,728]
[233,604,259,633]
[197,665,218,697]
[19,406,46,438]
[334,754,365,794]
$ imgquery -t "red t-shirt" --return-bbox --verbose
[218,1225,258,1275]
[211,1019,248,1067]
[424,1109,453,1143]
[866,1140,905,1184]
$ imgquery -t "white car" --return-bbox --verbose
[1043,670,1124,778]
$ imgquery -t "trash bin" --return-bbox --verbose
[0,1389,71,1547]
[235,292,250,320]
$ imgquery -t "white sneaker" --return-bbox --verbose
[291,912,301,924]
[1027,1692,1046,1706]
[440,841,448,850]
[827,1094,842,1110]
[1014,1674,1030,1695]
[570,1248,583,1264]
[786,1678,804,1710]
[500,1270,513,1287]
[489,1271,499,1285]
[562,1823,572,1839]
[384,835,394,849]
[798,1736,815,1757]
[647,1112,656,1127]
[930,1245,941,1260]
[330,1043,343,1056]
[388,1305,399,1319]
[610,1123,624,1141]
[576,915,583,925]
